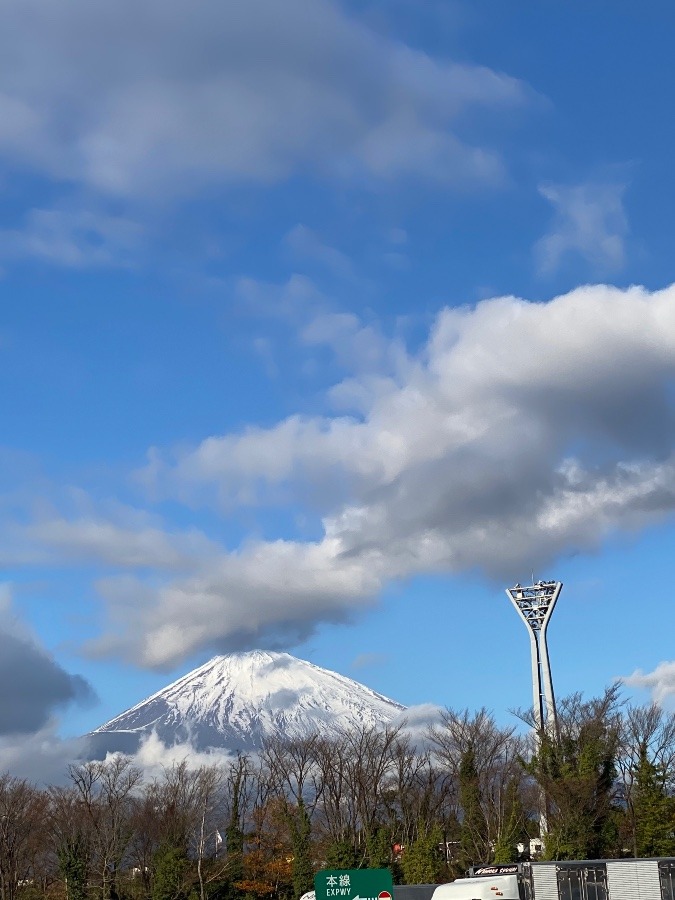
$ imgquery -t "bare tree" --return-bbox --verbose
[193,765,227,900]
[67,756,143,900]
[263,736,324,899]
[48,783,96,900]
[242,755,293,900]
[429,708,525,865]
[0,775,48,900]
[347,722,404,859]
[126,786,160,897]
[316,724,406,866]
[314,732,356,848]
[150,760,209,853]
[387,734,455,848]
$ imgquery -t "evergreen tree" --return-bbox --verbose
[57,836,89,900]
[287,799,314,900]
[458,748,487,868]
[366,826,391,870]
[153,845,190,900]
[492,780,523,864]
[400,826,442,885]
[524,688,621,861]
[632,753,675,858]
[324,840,358,871]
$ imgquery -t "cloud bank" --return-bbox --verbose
[5,283,672,670]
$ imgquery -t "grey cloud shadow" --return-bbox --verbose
[0,630,97,736]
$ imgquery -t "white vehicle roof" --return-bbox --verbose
[432,874,520,900]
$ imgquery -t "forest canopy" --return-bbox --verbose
[2,689,675,900]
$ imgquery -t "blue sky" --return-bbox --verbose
[1,0,675,775]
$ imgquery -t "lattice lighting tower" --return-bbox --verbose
[505,580,562,736]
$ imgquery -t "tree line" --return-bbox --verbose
[2,687,675,900]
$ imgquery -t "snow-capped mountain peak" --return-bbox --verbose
[88,650,406,756]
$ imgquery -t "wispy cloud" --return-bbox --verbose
[0,0,531,199]
[234,274,326,323]
[621,662,675,705]
[283,225,354,278]
[352,652,389,670]
[0,207,142,268]
[535,180,628,276]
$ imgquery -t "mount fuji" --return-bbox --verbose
[87,650,407,757]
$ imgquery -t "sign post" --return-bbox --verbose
[314,869,393,900]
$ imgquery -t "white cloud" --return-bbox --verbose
[149,283,675,506]
[72,282,675,668]
[301,311,406,378]
[535,181,628,275]
[86,534,385,668]
[622,662,675,706]
[385,703,446,748]
[0,0,530,198]
[119,731,237,777]
[0,583,12,615]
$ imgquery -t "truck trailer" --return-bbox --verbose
[431,858,675,900]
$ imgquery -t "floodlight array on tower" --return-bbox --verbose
[506,579,561,734]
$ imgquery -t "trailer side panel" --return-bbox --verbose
[606,859,661,900]
[531,864,557,900]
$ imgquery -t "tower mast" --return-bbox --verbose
[506,579,562,834]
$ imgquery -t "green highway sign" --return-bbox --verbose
[314,869,393,900]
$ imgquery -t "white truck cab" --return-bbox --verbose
[431,875,519,900]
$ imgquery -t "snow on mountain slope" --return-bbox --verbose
[87,650,407,756]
